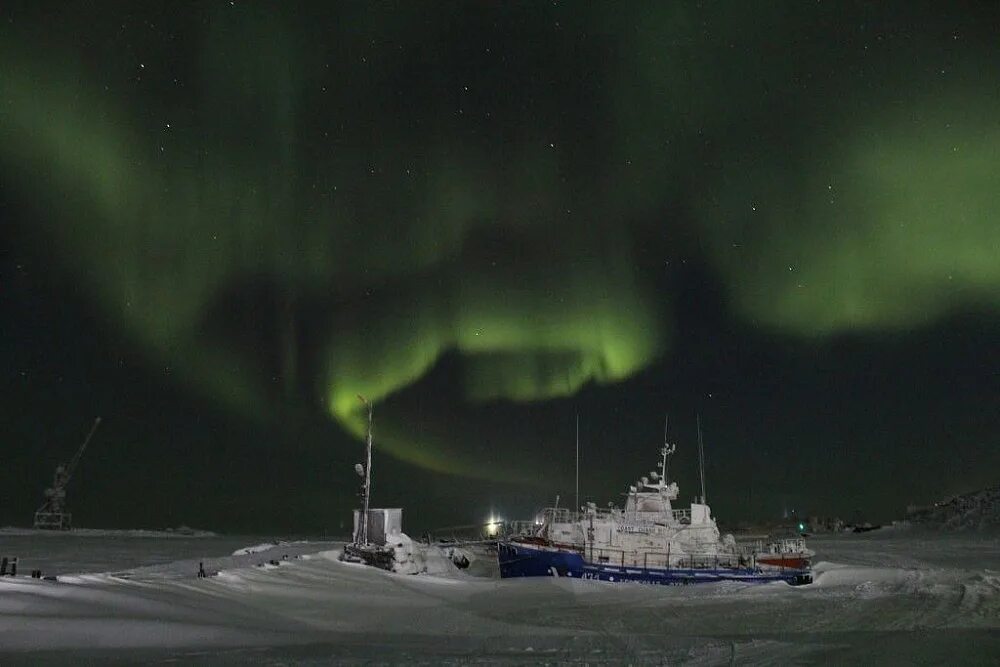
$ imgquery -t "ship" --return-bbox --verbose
[498,432,813,586]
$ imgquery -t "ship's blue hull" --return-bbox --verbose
[498,541,812,586]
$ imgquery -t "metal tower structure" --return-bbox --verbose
[33,417,102,530]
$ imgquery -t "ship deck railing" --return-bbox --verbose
[545,507,694,524]
[586,507,615,522]
[539,507,573,523]
[671,509,691,523]
[735,536,808,555]
[424,522,514,543]
[506,520,540,536]
[585,546,754,571]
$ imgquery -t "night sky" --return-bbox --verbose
[2,2,998,535]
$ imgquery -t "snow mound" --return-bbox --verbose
[346,532,480,578]
[232,541,283,556]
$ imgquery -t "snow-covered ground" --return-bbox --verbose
[1,528,998,664]
[0,528,328,576]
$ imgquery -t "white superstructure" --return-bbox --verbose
[533,445,739,568]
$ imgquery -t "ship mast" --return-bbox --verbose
[696,413,706,504]
[660,414,675,482]
[575,413,579,520]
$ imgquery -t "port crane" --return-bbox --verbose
[33,417,102,530]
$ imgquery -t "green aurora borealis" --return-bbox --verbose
[1,2,998,530]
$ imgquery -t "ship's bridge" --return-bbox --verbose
[624,478,679,515]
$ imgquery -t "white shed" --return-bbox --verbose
[353,508,403,546]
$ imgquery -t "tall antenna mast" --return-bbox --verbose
[661,414,670,481]
[358,396,374,545]
[575,413,580,520]
[696,413,706,504]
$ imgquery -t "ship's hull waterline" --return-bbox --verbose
[498,541,813,586]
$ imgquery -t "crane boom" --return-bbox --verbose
[65,417,101,483]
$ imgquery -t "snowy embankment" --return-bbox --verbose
[232,541,301,556]
[0,532,998,663]
[0,530,313,577]
[906,484,1000,531]
[0,527,216,538]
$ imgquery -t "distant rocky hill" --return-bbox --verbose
[906,485,1000,531]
